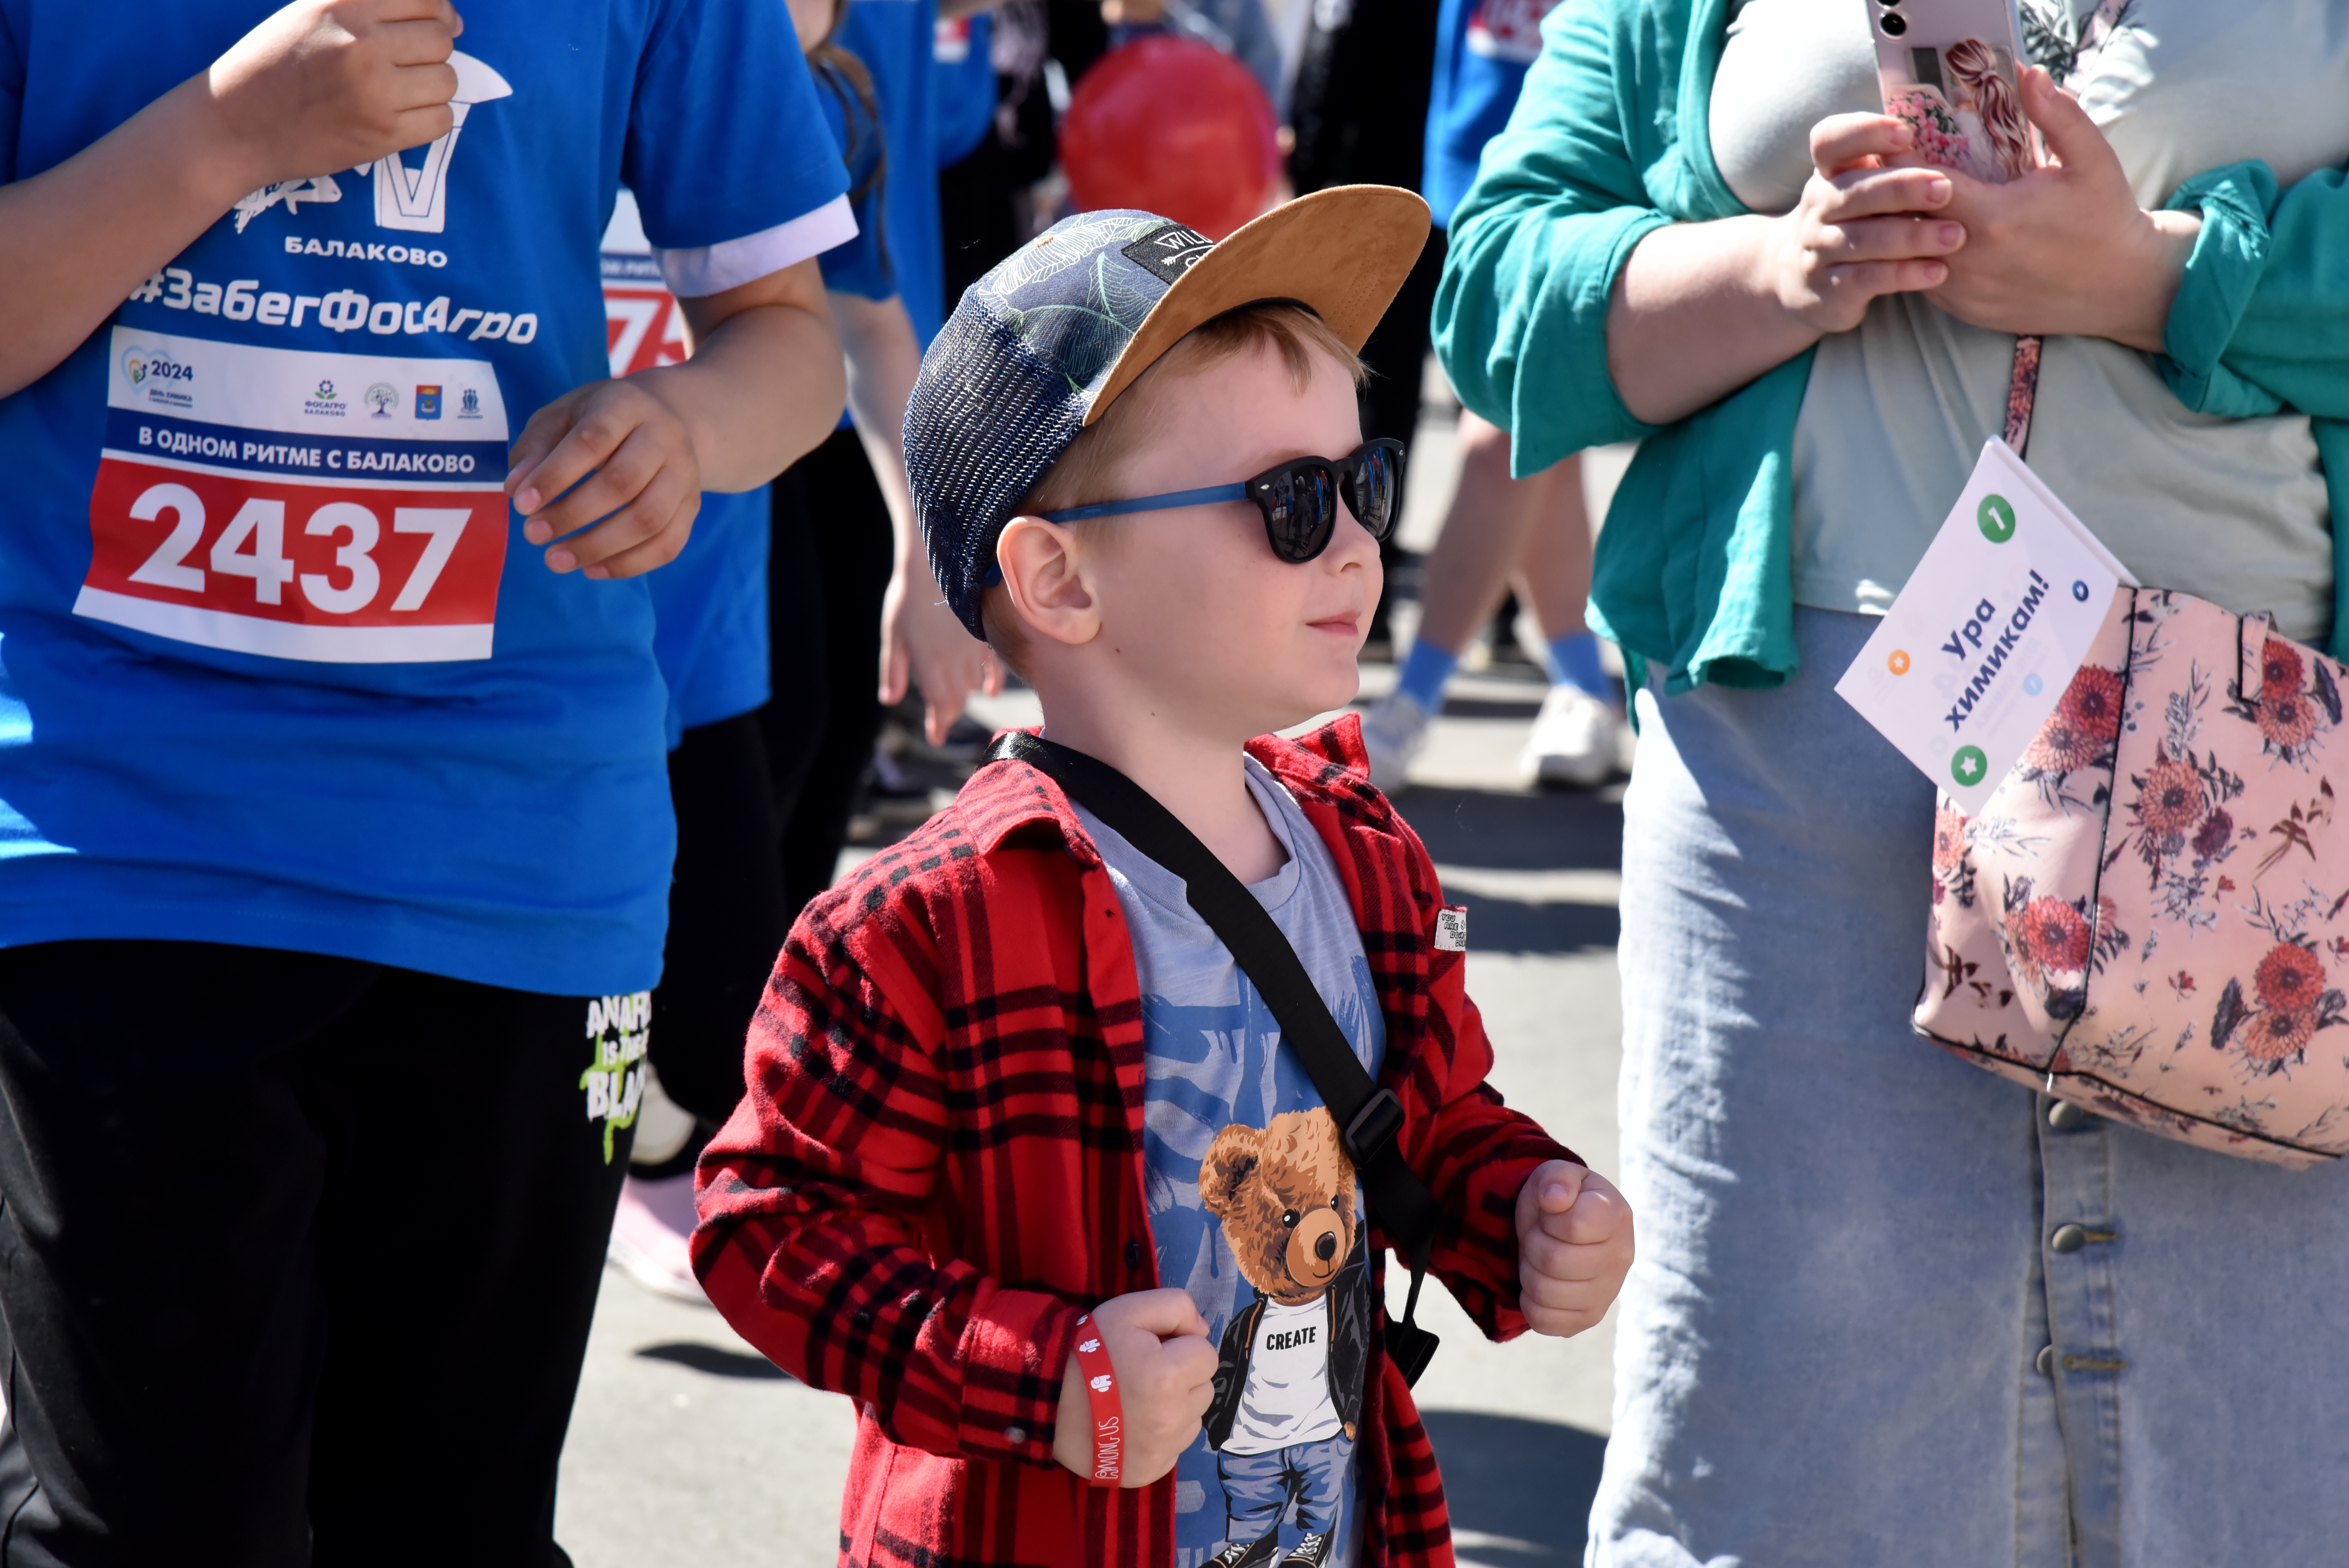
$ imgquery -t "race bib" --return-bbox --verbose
[1465,0,1560,63]
[601,251,688,378]
[78,328,510,663]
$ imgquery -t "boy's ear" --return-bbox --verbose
[996,515,1101,650]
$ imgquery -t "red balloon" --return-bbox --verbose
[1060,36,1281,241]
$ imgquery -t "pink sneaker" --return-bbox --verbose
[608,1172,708,1304]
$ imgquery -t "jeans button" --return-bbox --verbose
[1125,1239,1146,1270]
[2035,1344,2057,1377]
[2048,1099,2088,1131]
[2050,1223,2089,1254]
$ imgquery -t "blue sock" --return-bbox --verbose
[1395,638,1459,712]
[1543,631,1612,700]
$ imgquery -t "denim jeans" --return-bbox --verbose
[1592,608,2349,1567]
[1219,1434,1349,1544]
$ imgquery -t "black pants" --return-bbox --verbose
[637,429,894,1164]
[0,942,638,1567]
[646,710,788,1136]
[763,426,895,919]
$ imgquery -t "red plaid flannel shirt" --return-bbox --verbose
[694,716,1579,1568]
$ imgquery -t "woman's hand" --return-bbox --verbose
[1609,112,1963,425]
[1924,68,2198,353]
[880,555,1002,745]
[1769,112,1968,334]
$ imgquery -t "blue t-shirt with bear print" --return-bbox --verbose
[1071,756,1385,1568]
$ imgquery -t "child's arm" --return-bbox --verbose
[0,0,462,399]
[695,880,1210,1481]
[1388,813,1635,1341]
[504,257,844,580]
[829,290,1000,743]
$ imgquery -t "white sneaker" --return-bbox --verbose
[1360,691,1435,793]
[1518,685,1624,788]
[608,1172,711,1305]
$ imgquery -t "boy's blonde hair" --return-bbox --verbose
[979,301,1369,672]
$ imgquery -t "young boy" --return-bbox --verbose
[694,186,1634,1568]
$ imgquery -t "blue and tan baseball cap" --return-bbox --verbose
[904,184,1431,636]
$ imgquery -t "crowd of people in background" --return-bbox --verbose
[11,0,2349,1562]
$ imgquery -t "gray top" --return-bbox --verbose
[1071,754,1384,1562]
[1708,0,2349,643]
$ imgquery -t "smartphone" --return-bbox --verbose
[1865,0,2036,182]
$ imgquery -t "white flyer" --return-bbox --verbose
[1836,439,2132,815]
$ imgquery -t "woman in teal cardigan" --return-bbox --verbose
[1437,0,2349,1561]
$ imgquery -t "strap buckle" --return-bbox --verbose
[1343,1088,1405,1167]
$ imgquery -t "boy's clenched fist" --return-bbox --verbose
[1514,1160,1634,1338]
[1051,1288,1218,1489]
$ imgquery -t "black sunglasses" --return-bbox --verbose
[1039,438,1406,563]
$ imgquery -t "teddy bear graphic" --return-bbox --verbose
[1198,1107,1371,1568]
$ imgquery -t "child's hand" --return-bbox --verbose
[1514,1159,1634,1338]
[207,0,465,189]
[879,559,1001,745]
[1050,1288,1217,1489]
[508,379,702,579]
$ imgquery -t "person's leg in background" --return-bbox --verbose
[0,944,636,1568]
[1504,452,1622,788]
[0,943,372,1568]
[1364,409,1621,789]
[612,709,792,1301]
[301,968,637,1567]
[761,452,835,836]
[776,427,897,916]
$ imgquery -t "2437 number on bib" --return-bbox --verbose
[78,329,511,662]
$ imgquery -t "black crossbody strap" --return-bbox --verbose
[988,731,1441,1385]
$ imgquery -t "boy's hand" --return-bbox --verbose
[1514,1160,1634,1338]
[1050,1288,1217,1489]
[508,379,703,579]
[206,0,464,189]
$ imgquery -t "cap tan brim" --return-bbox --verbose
[1083,184,1433,426]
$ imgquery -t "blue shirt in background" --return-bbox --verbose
[0,0,849,992]
[842,0,950,345]
[602,190,776,750]
[1423,0,1562,227]
[934,14,998,173]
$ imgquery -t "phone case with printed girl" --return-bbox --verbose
[1866,0,2037,182]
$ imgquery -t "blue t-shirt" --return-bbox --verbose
[932,14,998,172]
[1423,0,1563,227]
[0,0,850,993]
[842,0,950,345]
[601,191,774,749]
[812,47,897,304]
[1073,758,1385,1568]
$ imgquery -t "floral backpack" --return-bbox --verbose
[1913,162,2349,1164]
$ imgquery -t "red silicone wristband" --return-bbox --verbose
[1068,1313,1123,1486]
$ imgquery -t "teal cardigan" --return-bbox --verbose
[1433,0,2349,694]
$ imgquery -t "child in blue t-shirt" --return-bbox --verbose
[1361,0,1625,795]
[608,0,1003,1301]
[0,0,850,1555]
